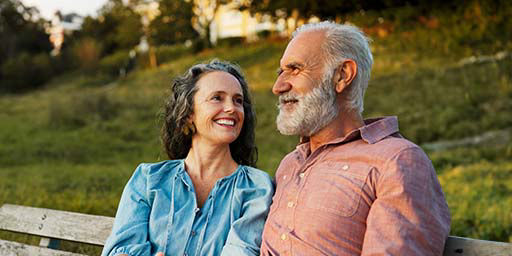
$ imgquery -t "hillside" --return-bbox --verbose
[1,5,512,252]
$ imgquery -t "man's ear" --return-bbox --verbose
[334,59,357,93]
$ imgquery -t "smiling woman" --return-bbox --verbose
[101,60,274,256]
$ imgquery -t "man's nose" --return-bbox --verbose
[272,76,292,95]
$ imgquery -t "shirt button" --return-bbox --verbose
[287,201,294,208]
[299,172,305,178]
[281,233,287,240]
[191,231,196,236]
[282,175,287,180]
[342,164,349,170]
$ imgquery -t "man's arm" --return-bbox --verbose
[361,147,451,255]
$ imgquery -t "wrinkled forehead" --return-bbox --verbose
[280,30,327,67]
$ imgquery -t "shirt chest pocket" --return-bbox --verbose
[302,162,371,217]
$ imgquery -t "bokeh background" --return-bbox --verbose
[1,0,511,254]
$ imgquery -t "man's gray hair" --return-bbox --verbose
[293,21,373,113]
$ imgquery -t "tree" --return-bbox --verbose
[239,0,448,22]
[74,0,143,56]
[0,0,52,62]
[149,0,198,46]
[0,0,54,92]
[192,0,231,48]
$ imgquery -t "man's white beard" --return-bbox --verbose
[276,72,339,137]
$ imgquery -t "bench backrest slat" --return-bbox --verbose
[0,204,114,246]
[443,236,512,256]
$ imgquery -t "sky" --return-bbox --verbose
[21,0,109,19]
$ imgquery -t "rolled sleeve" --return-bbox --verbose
[102,164,152,256]
[221,176,274,256]
[362,147,451,256]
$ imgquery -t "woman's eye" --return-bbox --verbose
[211,95,222,101]
[235,98,243,105]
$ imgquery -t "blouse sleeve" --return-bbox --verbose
[221,172,275,256]
[102,164,153,256]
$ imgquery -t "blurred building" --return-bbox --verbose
[48,12,84,55]
[209,2,288,44]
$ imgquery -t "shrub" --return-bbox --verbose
[71,38,103,72]
[0,52,54,93]
[48,91,120,128]
[98,50,131,77]
[154,44,192,65]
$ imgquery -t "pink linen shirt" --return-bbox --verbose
[261,116,451,256]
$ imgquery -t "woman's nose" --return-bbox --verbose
[224,100,236,113]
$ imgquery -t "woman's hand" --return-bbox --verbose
[156,252,164,256]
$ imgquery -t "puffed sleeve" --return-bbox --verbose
[102,164,152,256]
[221,171,275,256]
[361,147,451,256]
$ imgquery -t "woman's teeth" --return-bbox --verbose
[215,119,235,126]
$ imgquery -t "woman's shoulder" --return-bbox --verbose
[136,159,184,176]
[237,165,274,188]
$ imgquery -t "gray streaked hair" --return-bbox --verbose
[161,59,257,166]
[293,21,373,113]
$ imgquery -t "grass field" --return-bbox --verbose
[1,4,512,253]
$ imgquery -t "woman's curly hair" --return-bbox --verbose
[161,59,257,166]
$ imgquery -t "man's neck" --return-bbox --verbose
[309,110,364,153]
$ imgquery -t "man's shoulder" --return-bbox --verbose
[334,135,428,167]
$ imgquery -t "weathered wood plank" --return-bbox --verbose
[0,204,114,246]
[443,236,512,256]
[0,239,86,256]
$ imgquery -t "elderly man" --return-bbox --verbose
[260,21,451,255]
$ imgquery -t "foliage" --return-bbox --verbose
[0,52,55,93]
[0,0,52,62]
[154,44,194,64]
[70,37,103,72]
[0,0,54,92]
[240,0,444,21]
[48,91,121,128]
[191,0,231,48]
[98,50,132,77]
[73,0,143,57]
[149,0,198,46]
[439,160,512,242]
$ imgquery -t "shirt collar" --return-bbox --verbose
[359,116,399,144]
[296,116,399,154]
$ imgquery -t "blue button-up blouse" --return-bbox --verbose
[102,160,274,256]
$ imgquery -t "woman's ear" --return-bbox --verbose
[334,59,357,93]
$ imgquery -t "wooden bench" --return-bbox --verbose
[1,204,511,256]
[0,204,113,256]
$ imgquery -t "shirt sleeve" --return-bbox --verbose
[221,174,275,256]
[361,147,451,256]
[101,164,152,256]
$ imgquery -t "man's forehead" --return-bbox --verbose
[280,30,326,66]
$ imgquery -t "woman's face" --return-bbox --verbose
[190,71,245,147]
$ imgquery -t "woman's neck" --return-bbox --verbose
[184,139,238,180]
